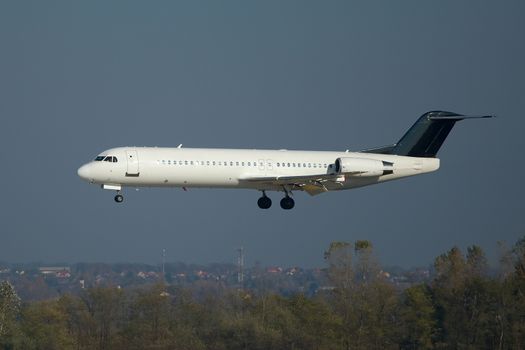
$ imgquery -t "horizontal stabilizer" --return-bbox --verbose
[428,115,493,120]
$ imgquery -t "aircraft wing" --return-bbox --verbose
[239,173,343,196]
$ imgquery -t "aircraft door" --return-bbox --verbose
[126,150,140,176]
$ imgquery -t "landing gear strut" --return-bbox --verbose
[257,191,272,209]
[114,192,124,203]
[280,187,295,210]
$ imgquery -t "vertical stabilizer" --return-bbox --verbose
[390,111,492,157]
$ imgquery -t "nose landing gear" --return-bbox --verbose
[114,192,124,203]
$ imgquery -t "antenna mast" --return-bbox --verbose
[237,247,244,290]
[162,248,166,281]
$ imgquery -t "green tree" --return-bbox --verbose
[324,241,354,290]
[506,237,525,348]
[466,245,488,278]
[285,294,341,349]
[59,293,97,349]
[324,241,399,350]
[18,300,74,350]
[432,245,503,349]
[0,281,21,348]
[399,284,435,350]
[82,287,124,350]
[354,240,380,283]
[118,284,173,349]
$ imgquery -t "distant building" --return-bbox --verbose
[267,267,283,274]
[39,267,70,279]
[56,271,71,279]
[39,267,70,275]
[137,271,159,279]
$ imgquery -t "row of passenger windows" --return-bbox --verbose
[94,156,118,163]
[158,159,330,169]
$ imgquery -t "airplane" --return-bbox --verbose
[77,111,492,209]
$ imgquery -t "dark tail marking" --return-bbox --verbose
[363,111,493,158]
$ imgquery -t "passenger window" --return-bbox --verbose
[248,162,251,166]
[236,161,239,166]
[168,160,171,165]
[230,161,233,166]
[242,162,245,166]
[190,161,194,165]
[213,161,216,165]
[207,161,210,166]
[292,163,296,167]
[287,163,290,167]
[184,161,188,165]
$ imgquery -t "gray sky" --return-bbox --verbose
[0,1,524,268]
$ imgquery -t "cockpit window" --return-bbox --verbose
[105,156,118,162]
[95,155,118,162]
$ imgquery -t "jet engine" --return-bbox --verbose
[334,157,393,177]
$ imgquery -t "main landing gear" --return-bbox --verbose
[257,190,295,210]
[280,196,295,210]
[257,191,272,209]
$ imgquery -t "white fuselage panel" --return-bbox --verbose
[78,147,440,193]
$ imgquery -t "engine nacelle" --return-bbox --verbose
[334,157,393,177]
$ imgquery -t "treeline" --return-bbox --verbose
[1,238,525,350]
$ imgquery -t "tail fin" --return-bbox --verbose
[363,111,493,158]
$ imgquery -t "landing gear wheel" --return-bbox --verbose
[114,194,124,203]
[280,196,295,210]
[257,196,272,209]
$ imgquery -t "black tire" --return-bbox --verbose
[280,197,295,210]
[114,194,124,203]
[257,196,272,209]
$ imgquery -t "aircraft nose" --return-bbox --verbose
[77,164,91,181]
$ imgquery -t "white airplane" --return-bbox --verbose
[78,111,491,209]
